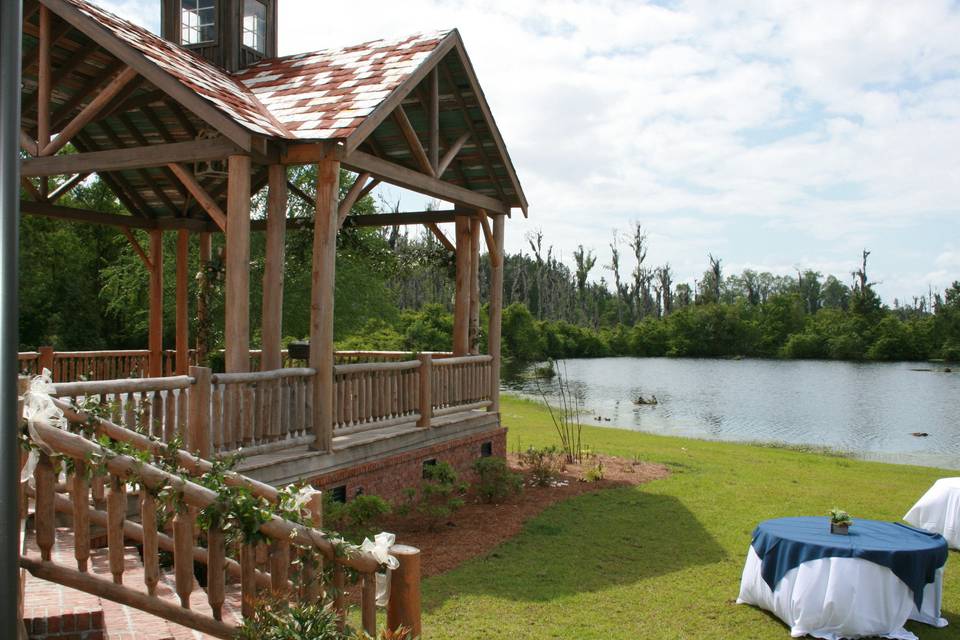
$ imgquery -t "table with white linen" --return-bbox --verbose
[737,517,948,640]
[905,477,960,549]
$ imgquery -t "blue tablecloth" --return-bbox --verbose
[752,517,948,609]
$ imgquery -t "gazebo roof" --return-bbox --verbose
[20,0,527,226]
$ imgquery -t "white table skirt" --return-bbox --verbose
[904,478,960,549]
[737,546,947,640]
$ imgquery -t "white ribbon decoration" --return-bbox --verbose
[361,532,400,607]
[20,368,66,484]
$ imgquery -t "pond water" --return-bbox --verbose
[506,358,960,470]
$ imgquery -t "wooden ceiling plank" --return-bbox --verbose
[49,58,125,131]
[22,42,98,116]
[41,65,138,156]
[118,112,189,203]
[74,132,154,217]
[99,119,179,214]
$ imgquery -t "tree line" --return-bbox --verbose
[18,172,960,366]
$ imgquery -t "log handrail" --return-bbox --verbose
[210,367,315,384]
[51,375,193,396]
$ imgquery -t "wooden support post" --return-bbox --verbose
[453,216,472,356]
[469,219,481,354]
[261,165,286,370]
[488,215,505,412]
[417,354,432,428]
[188,366,211,458]
[310,157,339,451]
[38,345,54,374]
[386,545,422,639]
[196,232,211,362]
[428,69,439,173]
[148,230,164,378]
[175,230,189,375]
[225,155,251,373]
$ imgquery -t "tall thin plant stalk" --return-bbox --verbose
[534,360,583,463]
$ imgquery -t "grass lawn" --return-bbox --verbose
[420,394,960,639]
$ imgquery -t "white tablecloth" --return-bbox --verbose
[737,546,947,639]
[904,477,960,549]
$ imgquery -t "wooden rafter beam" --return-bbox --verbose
[476,209,500,267]
[20,199,209,231]
[37,5,52,153]
[122,228,153,270]
[73,132,154,216]
[20,177,45,202]
[342,149,508,214]
[412,84,472,187]
[428,69,439,173]
[41,66,139,157]
[425,222,454,252]
[438,131,471,177]
[356,177,380,202]
[22,42,97,116]
[98,119,179,215]
[117,113,188,203]
[22,136,242,176]
[47,173,88,203]
[337,172,371,227]
[167,163,227,231]
[393,105,435,177]
[287,180,313,208]
[49,58,126,131]
[20,130,39,156]
[249,209,460,232]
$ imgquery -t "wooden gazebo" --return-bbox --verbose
[18,0,527,456]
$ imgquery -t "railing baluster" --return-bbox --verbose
[207,522,226,621]
[212,383,223,452]
[173,508,194,608]
[141,490,160,596]
[240,542,257,619]
[361,572,377,636]
[333,564,346,630]
[34,452,56,562]
[107,475,126,584]
[164,389,176,441]
[269,538,290,596]
[71,460,90,571]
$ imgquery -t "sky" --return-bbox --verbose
[101,0,960,304]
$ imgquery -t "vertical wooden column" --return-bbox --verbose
[175,229,189,375]
[469,219,481,354]
[261,165,287,371]
[196,232,211,362]
[453,215,472,356]
[225,155,251,373]
[148,230,164,378]
[386,545,422,638]
[488,214,505,412]
[310,157,339,451]
[37,3,50,196]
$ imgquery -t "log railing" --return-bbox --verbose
[20,399,418,639]
[210,368,315,456]
[431,354,494,417]
[29,352,495,456]
[333,360,422,435]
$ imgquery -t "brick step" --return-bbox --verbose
[23,527,243,640]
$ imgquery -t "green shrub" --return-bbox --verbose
[237,598,345,640]
[582,459,605,483]
[399,461,467,531]
[473,457,522,503]
[324,494,391,543]
[517,445,566,487]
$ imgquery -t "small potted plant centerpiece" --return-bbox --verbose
[829,508,853,535]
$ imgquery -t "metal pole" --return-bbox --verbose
[0,0,23,638]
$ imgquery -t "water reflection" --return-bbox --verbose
[507,357,960,470]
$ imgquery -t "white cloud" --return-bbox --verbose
[91,0,960,301]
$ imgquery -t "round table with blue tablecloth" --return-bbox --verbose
[737,516,949,640]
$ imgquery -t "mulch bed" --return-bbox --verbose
[384,454,670,578]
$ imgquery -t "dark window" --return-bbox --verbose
[330,485,347,503]
[480,441,493,457]
[422,458,438,478]
[355,486,365,497]
[181,0,216,45]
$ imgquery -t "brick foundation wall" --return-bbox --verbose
[24,611,105,640]
[311,427,507,504]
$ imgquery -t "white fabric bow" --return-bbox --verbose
[20,369,66,484]
[360,532,400,607]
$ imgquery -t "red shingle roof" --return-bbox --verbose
[64,0,449,142]
[236,32,449,140]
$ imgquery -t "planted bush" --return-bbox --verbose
[473,456,522,503]
[398,461,467,531]
[324,494,391,543]
[517,445,566,487]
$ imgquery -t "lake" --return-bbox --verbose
[506,358,960,470]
